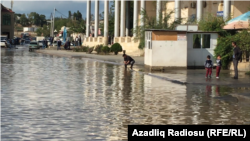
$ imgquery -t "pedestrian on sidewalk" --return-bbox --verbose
[79,36,81,46]
[42,39,46,49]
[45,39,48,48]
[216,55,222,79]
[204,55,213,78]
[232,41,242,79]
[57,39,61,50]
[123,54,135,70]
[75,36,78,46]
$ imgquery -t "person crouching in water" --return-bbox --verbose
[204,55,213,78]
[123,54,135,69]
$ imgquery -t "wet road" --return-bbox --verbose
[1,46,250,140]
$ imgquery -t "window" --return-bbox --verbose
[202,34,210,48]
[193,34,201,48]
[2,14,11,25]
[145,32,152,49]
[193,34,211,49]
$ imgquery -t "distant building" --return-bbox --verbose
[1,4,15,39]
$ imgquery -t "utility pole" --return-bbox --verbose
[11,0,13,10]
[52,8,56,37]
[50,13,53,37]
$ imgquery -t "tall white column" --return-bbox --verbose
[120,0,125,37]
[140,0,145,26]
[126,1,130,36]
[94,0,99,37]
[114,0,119,37]
[133,0,138,37]
[156,0,161,23]
[86,0,91,37]
[196,0,202,21]
[223,0,230,20]
[174,0,180,21]
[104,0,109,37]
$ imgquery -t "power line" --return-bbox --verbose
[55,9,68,18]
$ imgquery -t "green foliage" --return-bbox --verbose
[246,71,250,75]
[87,47,94,54]
[94,44,103,54]
[101,46,110,54]
[73,46,89,52]
[110,43,122,54]
[20,14,29,26]
[35,25,50,37]
[198,13,230,32]
[214,30,250,69]
[214,35,234,69]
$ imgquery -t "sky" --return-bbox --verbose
[1,0,113,19]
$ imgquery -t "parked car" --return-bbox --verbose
[1,40,6,47]
[38,41,43,47]
[29,41,39,51]
[25,38,30,44]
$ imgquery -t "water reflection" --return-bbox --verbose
[1,48,250,140]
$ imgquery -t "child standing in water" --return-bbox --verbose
[204,55,213,78]
[216,55,222,79]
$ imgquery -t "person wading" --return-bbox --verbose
[232,41,242,79]
[123,54,135,70]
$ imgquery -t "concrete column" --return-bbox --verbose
[140,0,145,26]
[120,0,125,37]
[197,0,204,21]
[223,0,230,20]
[104,0,109,45]
[126,1,130,36]
[156,0,161,23]
[94,0,99,37]
[174,0,180,21]
[86,0,91,37]
[114,0,119,37]
[133,0,138,37]
[104,0,109,37]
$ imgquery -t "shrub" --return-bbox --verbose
[94,44,103,54]
[101,46,110,54]
[246,71,250,75]
[87,47,94,54]
[72,46,89,52]
[110,43,122,55]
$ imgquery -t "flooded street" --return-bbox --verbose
[1,46,250,140]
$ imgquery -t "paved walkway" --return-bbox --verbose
[35,49,250,87]
[36,49,144,65]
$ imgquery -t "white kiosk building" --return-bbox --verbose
[144,29,219,70]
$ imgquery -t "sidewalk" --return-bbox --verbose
[36,49,144,65]
[35,49,250,87]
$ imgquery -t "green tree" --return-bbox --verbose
[20,14,29,26]
[68,11,72,19]
[39,14,47,27]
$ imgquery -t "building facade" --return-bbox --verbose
[84,0,250,56]
[1,4,15,39]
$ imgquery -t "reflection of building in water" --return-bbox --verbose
[143,75,187,124]
[84,59,89,98]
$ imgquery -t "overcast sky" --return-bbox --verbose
[1,0,113,19]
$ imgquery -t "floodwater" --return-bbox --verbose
[1,46,250,140]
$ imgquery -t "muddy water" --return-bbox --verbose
[1,46,250,140]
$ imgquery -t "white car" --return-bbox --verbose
[1,41,6,47]
[38,41,43,47]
